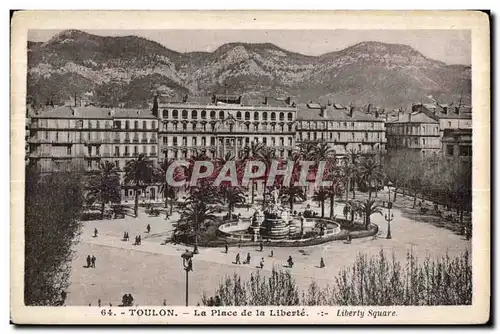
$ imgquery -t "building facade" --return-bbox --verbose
[386,111,441,157]
[295,103,386,157]
[412,103,473,158]
[27,106,160,200]
[158,95,298,160]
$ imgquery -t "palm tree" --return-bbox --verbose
[257,147,276,205]
[156,158,183,217]
[341,162,355,203]
[177,200,217,254]
[313,142,335,163]
[244,142,265,204]
[313,188,329,217]
[344,200,360,224]
[328,180,344,219]
[345,149,360,199]
[279,186,305,213]
[85,161,121,219]
[297,140,319,160]
[358,158,384,200]
[359,199,383,229]
[221,186,246,221]
[124,153,155,217]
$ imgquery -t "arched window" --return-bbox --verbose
[210,110,216,119]
[288,113,293,121]
[134,121,139,129]
[192,110,198,119]
[173,110,178,119]
[143,121,147,129]
[271,112,276,121]
[163,109,168,118]
[125,121,130,129]
[236,111,242,120]
[201,110,206,119]
[279,112,284,121]
[245,112,250,120]
[219,111,224,119]
[254,112,259,121]
[263,112,268,121]
[182,110,188,120]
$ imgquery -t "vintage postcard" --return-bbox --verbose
[10,10,490,324]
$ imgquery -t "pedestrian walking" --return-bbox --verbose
[123,231,127,241]
[235,253,241,264]
[98,298,101,307]
[94,228,98,237]
[86,255,91,268]
[128,294,134,306]
[162,299,167,306]
[259,241,263,252]
[320,257,325,268]
[91,255,96,268]
[244,252,251,264]
[138,235,142,245]
[260,257,264,269]
[146,224,151,233]
[126,231,129,241]
[270,250,274,257]
[122,294,128,306]
[224,242,228,254]
[287,256,294,268]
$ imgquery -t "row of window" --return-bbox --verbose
[113,120,157,130]
[39,131,157,142]
[162,109,294,122]
[387,124,440,135]
[162,136,294,147]
[162,122,294,132]
[299,121,382,130]
[299,132,382,141]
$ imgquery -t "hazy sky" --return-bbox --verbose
[28,29,471,65]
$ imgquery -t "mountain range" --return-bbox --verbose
[27,29,471,110]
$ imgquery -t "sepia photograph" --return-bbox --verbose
[10,10,490,324]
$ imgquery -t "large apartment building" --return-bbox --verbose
[295,103,386,157]
[386,111,441,157]
[157,94,298,160]
[27,106,160,200]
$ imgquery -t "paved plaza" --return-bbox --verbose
[66,193,471,306]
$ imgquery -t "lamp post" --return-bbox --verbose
[385,185,394,239]
[181,250,193,306]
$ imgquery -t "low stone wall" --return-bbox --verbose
[217,218,252,240]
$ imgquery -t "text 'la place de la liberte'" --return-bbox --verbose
[164,160,336,188]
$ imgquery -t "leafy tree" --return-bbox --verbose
[313,188,329,217]
[359,199,383,229]
[124,153,155,217]
[358,158,384,200]
[25,167,84,305]
[220,186,246,221]
[279,186,305,212]
[85,161,121,219]
[176,196,218,254]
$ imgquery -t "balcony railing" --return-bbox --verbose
[124,138,131,143]
[149,152,157,157]
[141,139,148,143]
[113,138,120,143]
[133,138,140,143]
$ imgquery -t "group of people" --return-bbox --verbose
[85,255,96,268]
[121,293,134,306]
[134,235,142,245]
[234,252,265,269]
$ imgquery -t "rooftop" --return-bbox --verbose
[413,103,472,120]
[30,106,157,119]
[386,112,438,124]
[297,104,383,122]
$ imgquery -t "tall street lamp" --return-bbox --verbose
[181,250,193,306]
[385,184,394,239]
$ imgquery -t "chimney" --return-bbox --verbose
[152,95,159,117]
[327,100,332,106]
[264,97,268,105]
[321,106,327,118]
[349,105,354,117]
[375,110,379,118]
